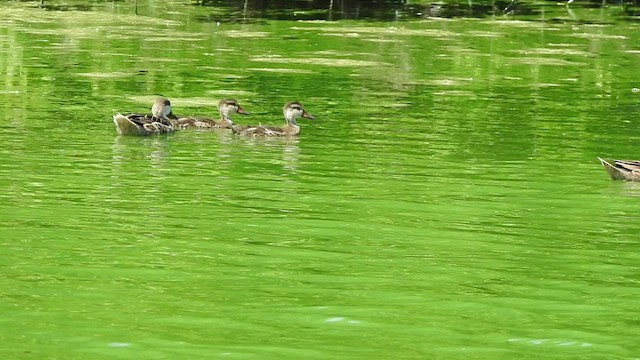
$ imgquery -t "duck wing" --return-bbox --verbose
[614,160,640,172]
[123,113,175,127]
[142,121,174,134]
[126,114,152,127]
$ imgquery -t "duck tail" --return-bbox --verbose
[598,157,628,180]
[113,113,144,136]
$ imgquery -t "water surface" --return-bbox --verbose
[1,1,640,359]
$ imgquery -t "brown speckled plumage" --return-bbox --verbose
[232,101,314,137]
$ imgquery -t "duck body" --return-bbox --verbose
[176,99,248,130]
[113,97,178,136]
[176,117,233,129]
[232,123,300,137]
[232,101,313,137]
[113,113,175,135]
[598,157,640,181]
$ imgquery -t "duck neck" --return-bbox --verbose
[285,116,298,126]
[220,112,234,125]
[284,119,300,135]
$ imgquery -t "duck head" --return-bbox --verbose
[218,99,249,123]
[283,101,314,125]
[151,97,177,120]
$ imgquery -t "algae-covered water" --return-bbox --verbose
[1,0,639,358]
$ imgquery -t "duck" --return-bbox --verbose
[113,97,178,136]
[232,101,314,137]
[598,157,640,181]
[176,99,249,129]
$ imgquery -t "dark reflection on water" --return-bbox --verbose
[194,0,538,21]
[40,4,94,11]
[21,0,640,21]
[193,0,640,21]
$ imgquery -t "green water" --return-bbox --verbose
[1,1,640,359]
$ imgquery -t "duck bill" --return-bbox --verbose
[236,106,250,115]
[167,111,178,120]
[302,111,315,120]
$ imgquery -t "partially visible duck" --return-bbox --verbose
[232,101,314,137]
[598,157,640,181]
[176,99,249,129]
[113,97,178,136]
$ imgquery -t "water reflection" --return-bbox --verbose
[9,0,639,23]
[191,0,640,22]
[194,0,537,21]
[111,135,172,175]
[619,181,640,197]
[233,135,301,174]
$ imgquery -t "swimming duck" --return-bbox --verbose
[176,99,249,129]
[598,157,640,181]
[232,101,314,137]
[113,97,178,136]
